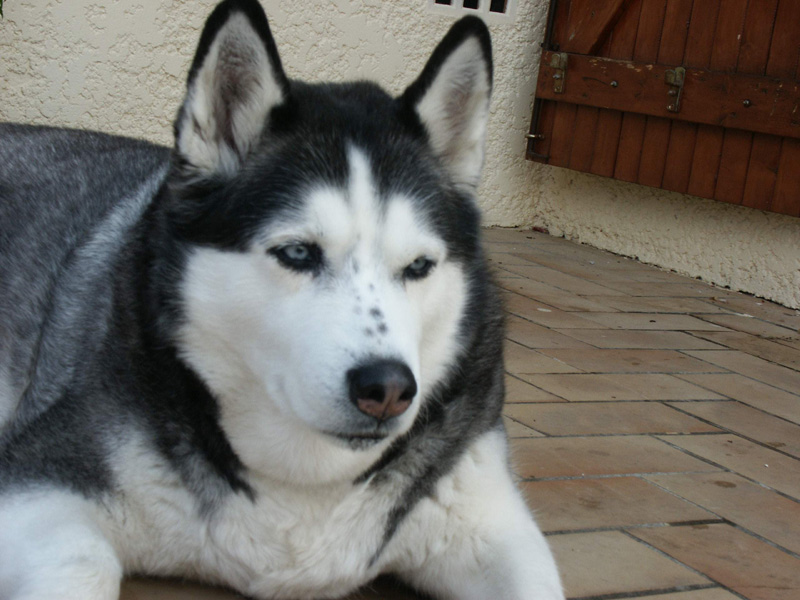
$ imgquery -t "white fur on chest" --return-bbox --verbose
[105,434,394,599]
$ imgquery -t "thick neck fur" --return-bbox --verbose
[107,189,254,506]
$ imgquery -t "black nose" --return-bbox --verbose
[347,360,417,421]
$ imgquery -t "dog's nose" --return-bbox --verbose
[347,360,417,421]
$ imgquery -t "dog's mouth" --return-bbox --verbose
[325,430,389,451]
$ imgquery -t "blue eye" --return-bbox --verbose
[283,245,309,261]
[404,256,435,281]
[270,243,323,273]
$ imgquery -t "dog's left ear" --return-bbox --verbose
[174,0,288,179]
[401,17,492,191]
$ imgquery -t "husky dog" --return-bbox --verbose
[0,1,563,598]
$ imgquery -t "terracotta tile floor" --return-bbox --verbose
[122,229,800,600]
[489,228,800,600]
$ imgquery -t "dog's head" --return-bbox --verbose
[158,0,494,484]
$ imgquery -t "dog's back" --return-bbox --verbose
[0,124,169,434]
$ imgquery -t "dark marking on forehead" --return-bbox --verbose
[370,307,383,320]
[377,323,388,335]
[364,328,374,337]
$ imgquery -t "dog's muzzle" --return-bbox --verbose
[347,360,416,422]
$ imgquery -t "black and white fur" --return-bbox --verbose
[0,1,563,598]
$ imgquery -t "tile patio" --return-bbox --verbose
[122,228,800,600]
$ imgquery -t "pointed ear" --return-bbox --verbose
[174,0,288,179]
[401,17,492,190]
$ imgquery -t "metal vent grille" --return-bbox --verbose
[427,0,518,23]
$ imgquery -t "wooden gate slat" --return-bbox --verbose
[639,0,694,189]
[637,118,670,188]
[566,102,599,168]
[739,0,781,211]
[564,0,634,55]
[589,0,643,177]
[768,0,800,216]
[569,107,600,171]
[590,109,625,177]
[715,129,753,204]
[661,121,697,193]
[563,0,632,173]
[743,134,783,211]
[682,0,719,69]
[550,0,596,169]
[688,125,724,199]
[710,0,751,205]
[544,0,579,168]
[685,0,722,198]
[548,102,579,167]
[615,0,667,182]
[773,139,800,217]
[527,0,571,163]
[709,0,749,73]
[738,0,779,72]
[766,0,800,77]
[660,0,696,193]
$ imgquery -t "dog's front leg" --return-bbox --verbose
[0,490,122,600]
[387,429,564,600]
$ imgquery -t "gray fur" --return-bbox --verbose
[0,124,169,441]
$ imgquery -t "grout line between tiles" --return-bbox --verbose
[499,285,618,318]
[506,399,734,405]
[675,348,800,391]
[652,436,747,472]
[639,477,800,558]
[618,529,718,587]
[503,414,546,436]
[565,584,728,600]
[652,436,800,504]
[773,336,800,351]
[689,313,800,338]
[671,370,800,403]
[619,528,778,600]
[505,372,570,401]
[662,402,800,462]
[543,520,724,537]
[515,431,732,439]
[520,471,724,483]
[516,369,733,376]
[672,385,800,425]
[718,523,800,560]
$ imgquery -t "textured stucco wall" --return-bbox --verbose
[1,0,798,308]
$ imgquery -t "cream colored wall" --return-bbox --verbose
[1,0,798,308]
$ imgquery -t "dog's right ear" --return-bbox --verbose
[400,17,492,192]
[174,0,288,179]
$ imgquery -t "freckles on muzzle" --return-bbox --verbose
[346,360,417,421]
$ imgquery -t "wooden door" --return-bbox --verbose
[526,0,800,217]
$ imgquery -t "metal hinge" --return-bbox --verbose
[550,52,568,94]
[665,67,685,112]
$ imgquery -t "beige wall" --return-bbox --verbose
[1,0,798,308]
